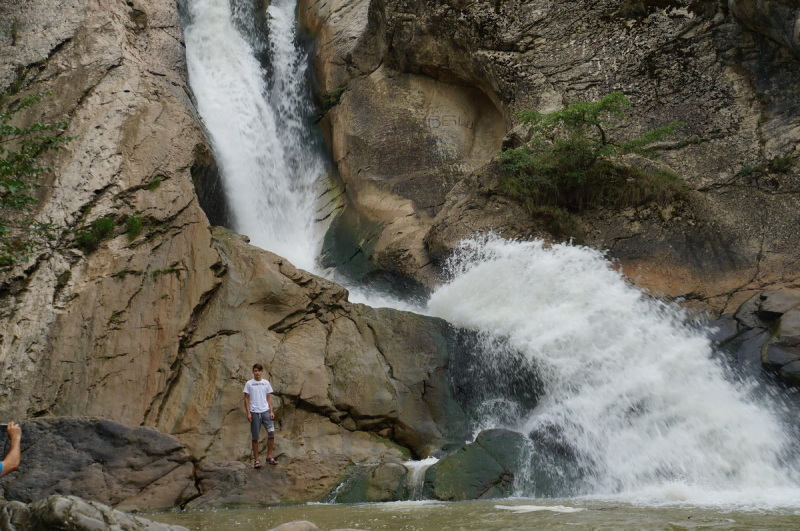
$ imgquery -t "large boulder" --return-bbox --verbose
[422,429,529,501]
[0,419,196,510]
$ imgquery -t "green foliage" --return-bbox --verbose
[0,93,70,266]
[769,156,793,174]
[151,267,181,279]
[148,176,162,190]
[498,92,685,234]
[126,215,142,240]
[75,217,115,252]
[323,86,346,112]
[56,270,71,287]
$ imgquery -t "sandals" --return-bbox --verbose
[254,460,261,469]
[265,457,278,466]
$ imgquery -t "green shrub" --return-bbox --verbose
[769,156,793,174]
[148,176,162,190]
[0,93,70,266]
[126,215,142,240]
[151,267,181,279]
[498,92,684,234]
[75,217,115,252]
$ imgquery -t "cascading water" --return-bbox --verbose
[184,0,324,272]
[182,0,800,510]
[428,235,800,508]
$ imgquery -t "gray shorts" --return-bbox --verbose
[250,411,275,441]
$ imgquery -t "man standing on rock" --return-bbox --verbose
[244,364,277,468]
[1,422,21,477]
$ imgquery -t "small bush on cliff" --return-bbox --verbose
[75,217,115,252]
[0,93,70,267]
[498,91,685,233]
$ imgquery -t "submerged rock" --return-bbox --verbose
[0,495,188,531]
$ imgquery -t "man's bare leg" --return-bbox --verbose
[252,440,260,467]
[266,437,274,460]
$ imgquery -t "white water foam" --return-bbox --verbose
[428,235,800,508]
[184,0,324,271]
[495,504,584,514]
[404,457,440,500]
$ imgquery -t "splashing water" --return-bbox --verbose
[428,235,800,507]
[405,457,440,500]
[184,0,324,271]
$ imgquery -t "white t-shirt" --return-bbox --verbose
[244,378,274,413]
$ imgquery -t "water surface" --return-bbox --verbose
[146,499,800,530]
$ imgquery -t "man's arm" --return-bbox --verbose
[244,393,252,422]
[267,393,274,420]
[1,422,21,477]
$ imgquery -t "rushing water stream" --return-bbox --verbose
[177,0,800,526]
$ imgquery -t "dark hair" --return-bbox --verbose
[253,363,264,371]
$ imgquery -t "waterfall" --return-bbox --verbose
[428,235,800,507]
[184,0,324,272]
[182,0,800,509]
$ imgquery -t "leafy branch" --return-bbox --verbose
[0,93,71,266]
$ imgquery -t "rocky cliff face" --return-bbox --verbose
[307,0,800,316]
[0,0,468,508]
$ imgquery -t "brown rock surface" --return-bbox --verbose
[0,0,467,508]
[306,0,800,312]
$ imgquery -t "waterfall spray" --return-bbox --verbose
[428,235,800,507]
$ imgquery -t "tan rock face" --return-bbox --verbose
[309,0,800,311]
[153,229,466,463]
[0,0,219,424]
[0,0,468,507]
[305,0,507,285]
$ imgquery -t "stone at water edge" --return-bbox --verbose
[422,428,528,501]
[0,495,188,531]
[332,461,408,503]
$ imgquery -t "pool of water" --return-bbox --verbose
[144,499,800,530]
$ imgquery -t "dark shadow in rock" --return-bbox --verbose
[191,144,234,229]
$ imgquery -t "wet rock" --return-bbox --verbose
[422,429,529,501]
[758,289,800,320]
[186,455,351,507]
[0,495,188,531]
[706,313,740,347]
[779,361,800,386]
[333,461,408,503]
[726,288,800,388]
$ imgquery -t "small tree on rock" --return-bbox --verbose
[499,91,684,237]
